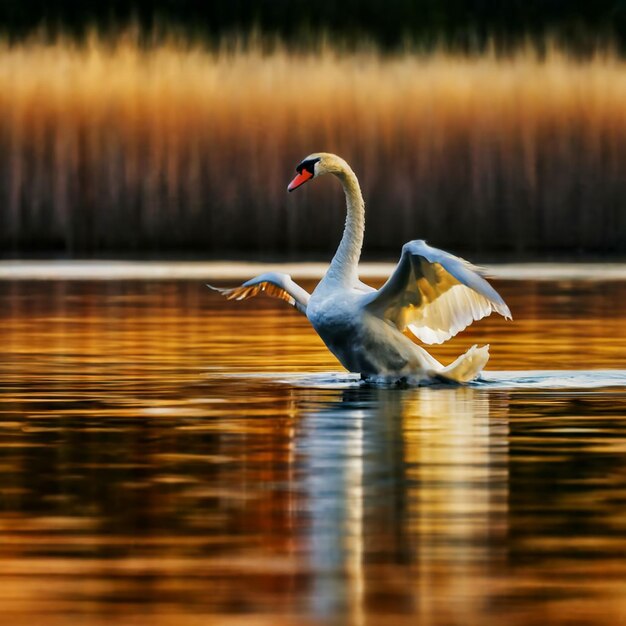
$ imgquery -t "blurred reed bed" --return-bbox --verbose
[1,36,626,255]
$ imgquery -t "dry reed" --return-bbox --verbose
[1,36,626,255]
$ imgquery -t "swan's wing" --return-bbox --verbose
[363,240,511,345]
[208,272,310,314]
[355,279,376,293]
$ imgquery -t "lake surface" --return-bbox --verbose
[1,277,626,626]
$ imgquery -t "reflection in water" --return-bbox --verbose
[296,386,508,626]
[0,279,625,625]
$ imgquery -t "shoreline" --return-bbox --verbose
[1,260,626,281]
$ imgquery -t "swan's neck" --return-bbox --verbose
[324,166,365,286]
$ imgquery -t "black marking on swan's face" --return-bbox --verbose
[296,157,321,176]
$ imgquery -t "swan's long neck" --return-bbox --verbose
[324,165,365,286]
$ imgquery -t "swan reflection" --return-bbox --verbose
[294,385,509,625]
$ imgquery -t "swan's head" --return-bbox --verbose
[287,152,350,192]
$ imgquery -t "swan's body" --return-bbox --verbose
[209,153,511,384]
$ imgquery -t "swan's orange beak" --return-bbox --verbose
[287,170,313,192]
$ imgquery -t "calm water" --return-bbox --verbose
[1,278,626,626]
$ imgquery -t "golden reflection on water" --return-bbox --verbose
[0,279,626,626]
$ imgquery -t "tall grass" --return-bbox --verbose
[1,36,626,256]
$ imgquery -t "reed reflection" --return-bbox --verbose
[294,385,508,625]
[1,279,626,625]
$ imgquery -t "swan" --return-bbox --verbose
[209,153,511,383]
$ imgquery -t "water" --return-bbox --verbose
[1,277,626,626]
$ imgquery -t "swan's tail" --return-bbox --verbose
[434,344,490,383]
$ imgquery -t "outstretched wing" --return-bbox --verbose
[208,272,310,314]
[363,240,511,345]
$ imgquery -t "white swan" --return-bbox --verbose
[209,153,511,383]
